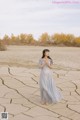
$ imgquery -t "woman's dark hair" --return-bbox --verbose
[41,49,53,64]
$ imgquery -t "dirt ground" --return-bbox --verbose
[0,45,80,120]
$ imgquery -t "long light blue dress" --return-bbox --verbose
[39,58,63,104]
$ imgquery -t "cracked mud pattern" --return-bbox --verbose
[0,66,80,120]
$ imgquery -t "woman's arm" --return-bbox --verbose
[45,60,53,69]
[39,59,46,68]
[46,62,53,69]
[39,63,46,68]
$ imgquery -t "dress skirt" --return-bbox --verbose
[39,58,63,104]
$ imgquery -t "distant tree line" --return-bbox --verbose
[0,33,80,50]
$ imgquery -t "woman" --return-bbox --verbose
[39,49,63,105]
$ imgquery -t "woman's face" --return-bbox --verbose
[45,51,49,57]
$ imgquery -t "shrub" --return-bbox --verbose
[0,40,7,51]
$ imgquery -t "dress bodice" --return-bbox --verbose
[39,58,51,70]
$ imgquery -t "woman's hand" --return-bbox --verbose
[45,59,53,69]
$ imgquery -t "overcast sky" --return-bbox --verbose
[0,0,80,39]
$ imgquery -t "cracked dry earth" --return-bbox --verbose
[0,46,80,120]
[0,67,80,120]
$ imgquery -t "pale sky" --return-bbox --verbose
[0,0,80,39]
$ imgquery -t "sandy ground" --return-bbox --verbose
[0,45,80,120]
